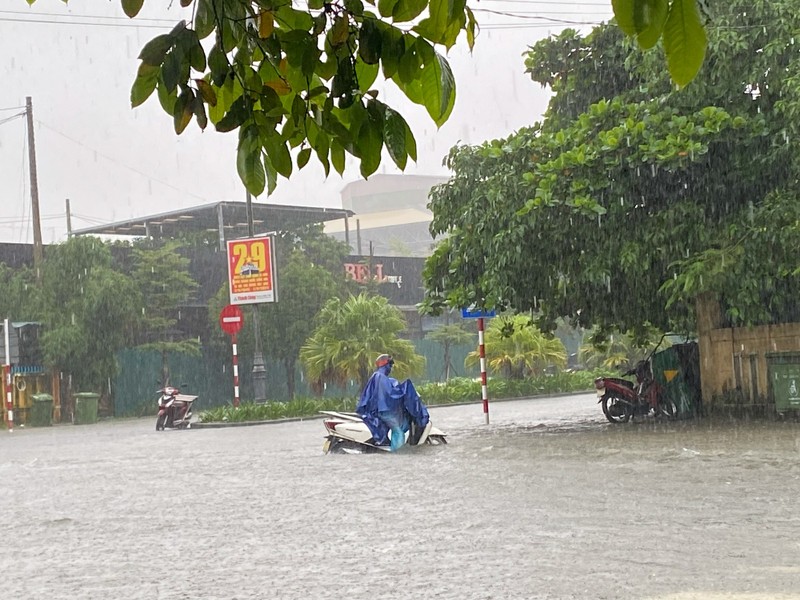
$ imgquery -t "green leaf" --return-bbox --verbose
[162,51,182,94]
[196,79,217,106]
[404,119,417,162]
[611,0,637,36]
[122,0,145,18]
[379,25,404,78]
[157,75,178,114]
[392,0,427,22]
[384,107,408,169]
[297,147,312,169]
[378,0,401,18]
[173,90,194,134]
[131,63,159,108]
[358,18,382,65]
[355,60,379,92]
[663,0,707,87]
[420,49,455,126]
[138,34,173,67]
[264,156,278,195]
[358,118,383,178]
[238,127,266,196]
[635,0,669,49]
[264,135,293,178]
[331,139,346,175]
[193,95,208,130]
[194,0,215,39]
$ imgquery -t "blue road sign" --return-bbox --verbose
[461,308,497,319]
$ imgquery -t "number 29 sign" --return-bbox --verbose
[226,236,277,305]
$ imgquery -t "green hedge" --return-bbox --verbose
[198,370,603,423]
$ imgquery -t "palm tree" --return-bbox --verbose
[300,293,426,393]
[465,314,567,379]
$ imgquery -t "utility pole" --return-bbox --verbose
[25,97,44,277]
[245,191,267,403]
[65,198,73,238]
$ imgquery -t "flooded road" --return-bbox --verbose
[2,393,799,599]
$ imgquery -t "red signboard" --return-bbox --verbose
[219,304,244,336]
[226,236,277,305]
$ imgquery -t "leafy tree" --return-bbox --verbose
[423,0,800,340]
[465,314,566,379]
[130,240,201,385]
[579,329,670,371]
[38,238,140,392]
[425,319,473,380]
[300,292,424,392]
[34,0,477,195]
[0,264,38,322]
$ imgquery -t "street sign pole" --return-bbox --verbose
[231,333,240,408]
[219,305,244,408]
[478,317,489,424]
[462,308,495,424]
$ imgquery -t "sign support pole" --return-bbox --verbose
[232,334,240,409]
[4,318,12,432]
[478,317,489,424]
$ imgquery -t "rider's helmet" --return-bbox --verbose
[375,354,394,368]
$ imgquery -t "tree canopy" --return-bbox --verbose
[24,0,716,202]
[103,0,474,196]
[423,0,800,339]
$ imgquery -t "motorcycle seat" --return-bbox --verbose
[606,377,634,389]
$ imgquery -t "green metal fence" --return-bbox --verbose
[112,340,477,417]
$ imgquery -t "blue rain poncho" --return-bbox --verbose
[356,364,430,447]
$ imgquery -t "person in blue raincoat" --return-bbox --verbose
[356,354,430,452]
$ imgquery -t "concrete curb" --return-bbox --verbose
[190,390,594,429]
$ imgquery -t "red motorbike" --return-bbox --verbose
[594,354,677,424]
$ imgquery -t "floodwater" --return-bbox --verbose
[2,393,799,600]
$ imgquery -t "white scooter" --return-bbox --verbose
[155,386,197,431]
[320,411,448,454]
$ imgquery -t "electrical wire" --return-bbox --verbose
[0,16,172,29]
[36,120,212,204]
[0,112,25,127]
[0,9,176,22]
[0,105,26,112]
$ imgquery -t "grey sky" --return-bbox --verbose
[0,0,611,243]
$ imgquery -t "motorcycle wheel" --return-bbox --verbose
[155,413,167,431]
[657,398,678,420]
[602,394,632,424]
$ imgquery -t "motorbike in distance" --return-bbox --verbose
[594,336,678,424]
[155,385,196,431]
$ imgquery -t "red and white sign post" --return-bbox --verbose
[219,304,244,408]
[478,317,489,425]
[4,365,12,432]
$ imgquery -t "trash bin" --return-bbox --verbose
[73,392,100,425]
[766,352,800,412]
[30,393,53,427]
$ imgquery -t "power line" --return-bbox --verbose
[0,112,25,127]
[0,105,26,112]
[0,9,175,22]
[36,119,212,204]
[0,16,172,29]
[474,8,609,22]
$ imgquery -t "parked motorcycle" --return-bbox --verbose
[320,411,448,454]
[594,338,678,424]
[155,386,197,431]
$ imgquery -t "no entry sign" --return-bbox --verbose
[219,304,244,336]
